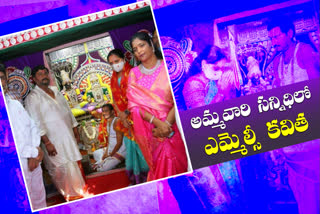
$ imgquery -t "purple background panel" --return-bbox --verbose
[180,78,320,169]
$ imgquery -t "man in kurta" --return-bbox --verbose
[1,65,46,210]
[24,65,86,201]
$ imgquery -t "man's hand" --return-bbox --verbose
[75,135,82,144]
[73,127,82,144]
[35,147,44,162]
[27,158,39,172]
[123,119,131,128]
[119,111,128,122]
[102,152,109,160]
[45,142,57,156]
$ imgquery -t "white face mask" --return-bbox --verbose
[202,62,223,80]
[112,61,125,72]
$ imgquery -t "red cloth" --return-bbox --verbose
[110,61,134,140]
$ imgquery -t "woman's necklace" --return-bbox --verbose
[140,59,161,75]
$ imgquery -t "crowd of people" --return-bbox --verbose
[0,31,188,210]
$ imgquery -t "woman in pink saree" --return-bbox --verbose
[126,32,188,181]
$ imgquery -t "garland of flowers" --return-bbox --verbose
[81,120,97,140]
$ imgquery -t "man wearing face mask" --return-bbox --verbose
[106,49,149,184]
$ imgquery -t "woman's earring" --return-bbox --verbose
[151,43,155,52]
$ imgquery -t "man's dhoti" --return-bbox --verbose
[93,149,122,172]
[45,160,85,201]
[25,86,87,200]
[21,159,46,210]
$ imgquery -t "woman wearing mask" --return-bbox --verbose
[168,46,245,213]
[126,32,188,181]
[105,49,149,184]
[183,45,236,109]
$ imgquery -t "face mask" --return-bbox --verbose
[203,63,222,80]
[112,61,125,72]
[206,70,222,80]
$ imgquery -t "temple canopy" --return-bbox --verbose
[0,4,152,61]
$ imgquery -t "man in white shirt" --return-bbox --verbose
[1,65,46,210]
[24,65,85,201]
[267,16,319,87]
[268,17,319,214]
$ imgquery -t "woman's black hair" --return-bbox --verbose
[130,31,163,63]
[102,103,114,111]
[107,49,125,62]
[188,45,227,78]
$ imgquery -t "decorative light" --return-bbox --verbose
[17,35,23,43]
[75,18,81,25]
[31,31,37,38]
[4,40,9,47]
[60,22,66,29]
[129,4,137,10]
[82,16,89,23]
[113,8,120,14]
[121,6,128,12]
[67,20,74,27]
[90,14,97,21]
[52,24,58,32]
[97,12,104,19]
[45,26,51,34]
[24,33,30,41]
[10,38,16,45]
[106,10,112,16]
[38,28,44,36]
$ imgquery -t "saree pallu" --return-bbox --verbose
[127,62,188,181]
[123,136,149,184]
[110,62,149,184]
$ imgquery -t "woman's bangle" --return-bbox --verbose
[149,115,155,124]
[165,120,172,127]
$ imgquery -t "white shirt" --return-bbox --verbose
[107,117,126,158]
[24,86,82,167]
[6,96,40,159]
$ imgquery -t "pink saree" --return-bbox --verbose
[127,61,188,181]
